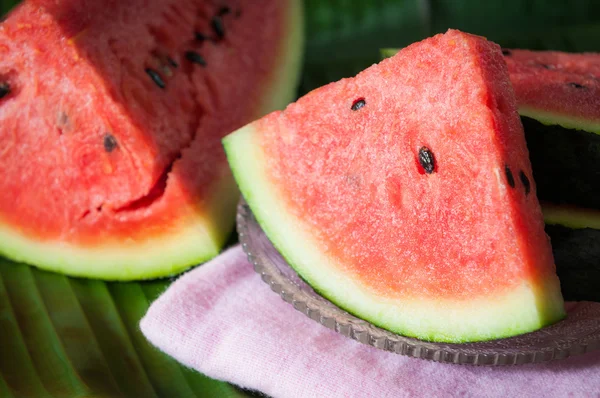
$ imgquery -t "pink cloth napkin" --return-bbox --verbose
[140,246,600,398]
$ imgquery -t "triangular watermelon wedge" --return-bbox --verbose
[224,30,565,343]
[0,0,303,280]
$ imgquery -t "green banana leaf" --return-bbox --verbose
[1,0,599,397]
[300,0,600,95]
[0,258,247,398]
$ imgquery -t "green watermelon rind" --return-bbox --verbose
[542,203,600,230]
[519,106,600,135]
[224,124,566,344]
[0,174,239,280]
[0,0,304,281]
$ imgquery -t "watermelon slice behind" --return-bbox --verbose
[504,49,600,216]
[224,30,566,343]
[503,49,600,302]
[0,0,303,279]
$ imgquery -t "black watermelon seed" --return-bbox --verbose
[185,51,207,67]
[0,82,10,99]
[235,9,242,18]
[351,98,366,111]
[519,170,531,195]
[145,68,165,89]
[218,6,231,16]
[103,134,118,152]
[195,31,208,42]
[540,63,555,70]
[505,165,515,188]
[211,16,225,39]
[502,49,512,56]
[167,57,179,68]
[568,82,585,89]
[418,147,435,174]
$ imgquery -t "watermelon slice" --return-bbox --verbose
[504,49,600,133]
[0,0,303,279]
[381,47,600,222]
[503,49,600,218]
[383,47,600,301]
[224,30,566,343]
[502,49,600,302]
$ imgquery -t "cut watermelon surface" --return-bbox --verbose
[383,47,600,301]
[383,47,600,221]
[503,49,600,217]
[224,30,565,343]
[504,49,600,133]
[0,0,303,279]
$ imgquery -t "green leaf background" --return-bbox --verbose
[300,0,600,95]
[0,0,598,396]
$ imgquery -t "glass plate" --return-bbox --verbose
[236,199,600,366]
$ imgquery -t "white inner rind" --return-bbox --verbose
[0,172,239,280]
[224,124,566,343]
[542,203,600,230]
[0,0,305,280]
[520,106,600,135]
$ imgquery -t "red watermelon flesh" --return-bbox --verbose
[503,49,600,131]
[224,30,565,342]
[0,0,303,279]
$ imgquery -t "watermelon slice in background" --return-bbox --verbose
[0,0,303,395]
[0,0,303,280]
[503,49,600,303]
[503,49,600,216]
[224,30,566,343]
